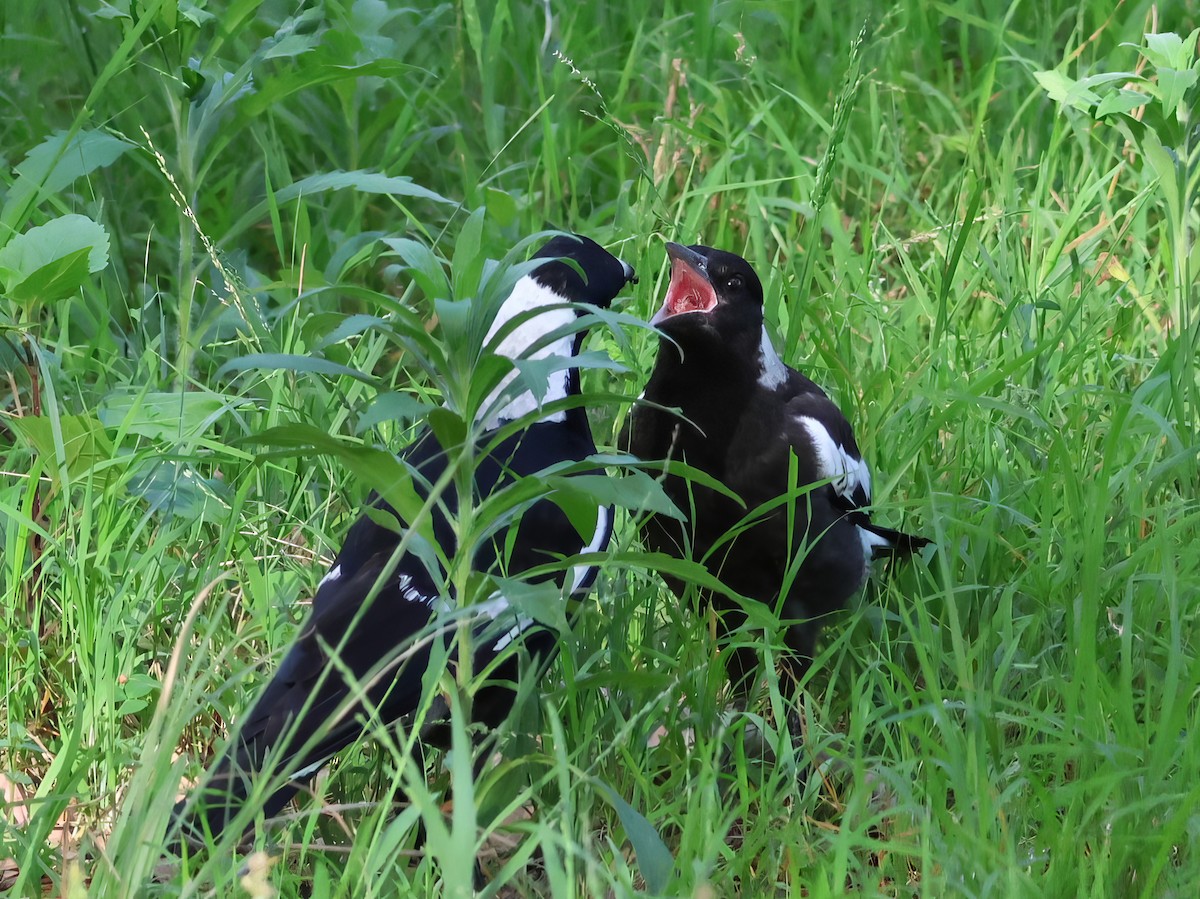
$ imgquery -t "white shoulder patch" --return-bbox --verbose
[757,326,788,390]
[478,275,575,428]
[796,415,872,503]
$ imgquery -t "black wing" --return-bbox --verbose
[177,422,612,841]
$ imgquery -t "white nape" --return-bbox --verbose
[796,414,873,503]
[478,276,576,429]
[757,326,788,390]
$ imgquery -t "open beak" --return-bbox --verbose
[651,242,718,326]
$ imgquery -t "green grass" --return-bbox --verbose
[2,0,1199,895]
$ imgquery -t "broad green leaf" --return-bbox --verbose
[491,577,568,632]
[546,484,601,542]
[356,392,432,434]
[597,780,674,894]
[216,352,376,384]
[548,472,684,522]
[1095,88,1149,118]
[432,296,472,349]
[452,207,487,299]
[1139,30,1198,71]
[10,129,131,201]
[98,389,246,444]
[127,460,232,524]
[276,171,453,206]
[1156,67,1198,117]
[1143,132,1181,201]
[0,215,110,303]
[314,313,392,349]
[586,550,747,600]
[241,61,422,115]
[385,238,451,302]
[1033,69,1100,112]
[485,187,518,227]
[2,248,91,306]
[227,172,454,243]
[7,413,117,490]
[426,407,467,453]
[590,452,746,505]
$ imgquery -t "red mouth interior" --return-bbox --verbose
[664,260,717,317]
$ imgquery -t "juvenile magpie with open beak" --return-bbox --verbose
[175,234,636,846]
[620,242,928,695]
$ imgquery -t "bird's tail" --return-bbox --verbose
[170,742,304,850]
[859,521,932,558]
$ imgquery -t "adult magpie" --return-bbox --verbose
[175,234,636,845]
[620,242,928,693]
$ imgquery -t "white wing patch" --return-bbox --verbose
[478,593,535,653]
[478,276,575,428]
[397,571,450,612]
[797,415,872,503]
[318,564,342,589]
[757,326,788,390]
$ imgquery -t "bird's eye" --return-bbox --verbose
[725,274,744,290]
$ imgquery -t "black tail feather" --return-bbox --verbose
[861,521,933,558]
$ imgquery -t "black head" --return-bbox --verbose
[651,243,764,344]
[529,234,638,309]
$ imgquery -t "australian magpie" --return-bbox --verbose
[175,234,636,845]
[620,242,928,694]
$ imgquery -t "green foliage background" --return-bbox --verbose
[1,0,1198,895]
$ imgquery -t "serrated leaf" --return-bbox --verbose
[0,215,110,302]
[3,248,91,305]
[11,130,131,199]
[597,780,674,894]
